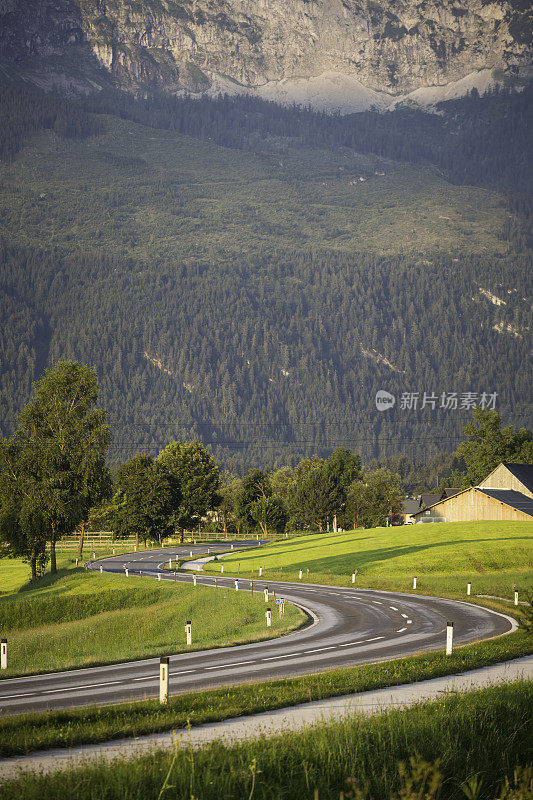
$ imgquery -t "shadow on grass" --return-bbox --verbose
[16,567,85,596]
[229,536,533,575]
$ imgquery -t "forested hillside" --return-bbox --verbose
[0,79,531,470]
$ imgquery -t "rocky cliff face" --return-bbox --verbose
[0,0,531,99]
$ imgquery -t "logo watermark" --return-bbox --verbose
[375,390,396,411]
[375,390,497,412]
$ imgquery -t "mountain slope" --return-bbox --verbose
[0,0,531,109]
[0,87,531,470]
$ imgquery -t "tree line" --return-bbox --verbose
[1,362,531,581]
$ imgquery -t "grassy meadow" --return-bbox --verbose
[2,681,531,799]
[0,567,304,678]
[205,521,533,599]
[0,544,148,597]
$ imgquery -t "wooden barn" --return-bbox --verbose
[412,463,533,523]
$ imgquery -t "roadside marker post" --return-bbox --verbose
[159,657,169,704]
[134,545,137,552]
[75,558,79,567]
[99,565,103,573]
[158,573,161,581]
[446,621,454,655]
[264,587,269,602]
[113,548,115,555]
[168,558,172,570]
[352,573,356,584]
[259,567,262,576]
[235,579,239,592]
[467,582,471,596]
[193,574,197,587]
[515,590,519,606]
[190,551,193,557]
[93,552,96,559]
[221,564,224,573]
[231,544,234,550]
[266,608,272,627]
[185,620,192,646]
[125,568,129,577]
[1,639,6,670]
[251,580,254,596]
[413,577,417,589]
[299,570,302,580]
[276,598,285,618]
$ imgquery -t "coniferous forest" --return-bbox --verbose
[0,77,531,472]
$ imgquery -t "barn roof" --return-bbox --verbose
[420,493,443,509]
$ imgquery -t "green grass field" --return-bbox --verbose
[205,521,533,598]
[0,544,150,597]
[0,567,304,677]
[2,681,531,799]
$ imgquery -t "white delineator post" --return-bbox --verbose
[158,573,161,581]
[299,570,302,580]
[235,579,239,591]
[185,620,192,646]
[467,582,471,596]
[259,567,263,577]
[515,590,519,606]
[1,639,6,670]
[446,621,454,655]
[231,544,234,550]
[264,587,269,602]
[352,573,356,584]
[93,552,96,559]
[221,564,224,574]
[113,548,115,555]
[125,568,129,577]
[159,657,169,704]
[99,565,103,573]
[413,576,417,589]
[266,608,271,627]
[168,558,172,570]
[193,574,197,587]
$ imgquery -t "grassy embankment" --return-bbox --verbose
[0,566,304,678]
[205,521,533,600]
[2,682,531,799]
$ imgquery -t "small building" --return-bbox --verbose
[412,463,533,523]
[401,497,422,524]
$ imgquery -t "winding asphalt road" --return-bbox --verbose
[0,543,516,716]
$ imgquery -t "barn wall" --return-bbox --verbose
[415,489,532,523]
[479,465,533,499]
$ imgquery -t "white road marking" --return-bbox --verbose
[365,636,385,642]
[304,646,336,654]
[339,641,364,647]
[262,653,298,661]
[397,627,407,633]
[401,614,409,619]
[372,601,383,605]
[170,670,196,676]
[390,606,398,611]
[407,620,413,624]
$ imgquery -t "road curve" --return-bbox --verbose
[0,544,516,716]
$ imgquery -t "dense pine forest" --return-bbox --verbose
[0,76,531,471]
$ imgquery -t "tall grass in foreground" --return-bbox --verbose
[3,682,531,799]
